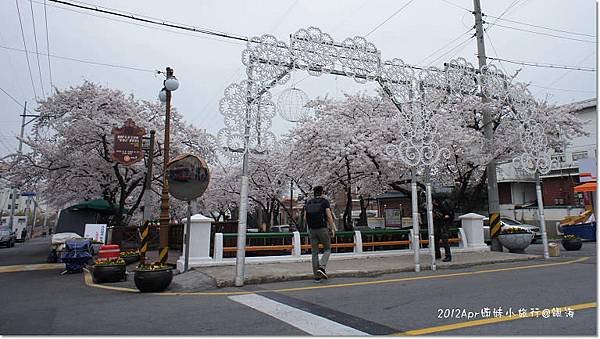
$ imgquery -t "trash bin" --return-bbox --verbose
[548,242,560,257]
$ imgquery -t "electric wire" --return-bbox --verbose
[48,0,249,43]
[365,0,415,37]
[528,84,595,94]
[488,22,596,44]
[15,0,39,101]
[428,34,475,66]
[484,0,522,32]
[486,56,595,72]
[35,0,246,48]
[483,30,509,76]
[543,51,596,89]
[0,86,35,115]
[29,0,47,98]
[484,14,596,38]
[0,44,157,73]
[418,28,474,64]
[437,0,471,13]
[43,0,54,91]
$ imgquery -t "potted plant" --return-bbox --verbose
[134,262,173,293]
[561,234,583,251]
[91,257,126,283]
[498,227,534,253]
[120,249,141,265]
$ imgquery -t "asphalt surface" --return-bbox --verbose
[0,239,596,335]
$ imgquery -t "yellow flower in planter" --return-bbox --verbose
[94,257,126,266]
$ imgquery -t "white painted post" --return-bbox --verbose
[408,229,413,250]
[354,230,363,254]
[458,228,467,248]
[214,232,223,262]
[177,214,214,271]
[458,213,488,250]
[292,231,301,257]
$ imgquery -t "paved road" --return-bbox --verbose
[0,240,596,335]
[0,237,50,266]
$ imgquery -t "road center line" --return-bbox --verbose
[396,302,597,335]
[228,293,369,336]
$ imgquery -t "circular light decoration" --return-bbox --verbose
[512,117,556,175]
[242,34,292,87]
[416,67,446,107]
[290,26,337,76]
[338,36,380,84]
[479,64,508,102]
[277,87,310,122]
[445,57,477,99]
[381,58,415,103]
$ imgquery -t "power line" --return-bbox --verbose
[0,86,35,115]
[15,0,39,101]
[365,0,415,37]
[29,0,47,98]
[486,56,595,72]
[428,34,475,66]
[487,22,596,44]
[418,28,474,64]
[528,84,596,94]
[48,0,249,42]
[0,44,157,73]
[43,0,54,91]
[484,14,596,38]
[483,30,509,76]
[437,0,471,12]
[35,0,246,48]
[485,0,522,32]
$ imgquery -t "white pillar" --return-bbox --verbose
[354,230,363,254]
[177,213,214,271]
[458,213,488,250]
[292,231,301,257]
[214,233,223,262]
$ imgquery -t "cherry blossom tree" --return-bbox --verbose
[6,81,217,225]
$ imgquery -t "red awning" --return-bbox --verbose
[574,182,597,193]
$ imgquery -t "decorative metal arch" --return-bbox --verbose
[220,26,537,285]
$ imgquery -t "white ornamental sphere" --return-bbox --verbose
[158,88,167,102]
[165,76,179,91]
[277,87,310,122]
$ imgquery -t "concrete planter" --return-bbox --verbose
[121,254,140,265]
[498,233,534,253]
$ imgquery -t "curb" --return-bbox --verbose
[212,255,542,288]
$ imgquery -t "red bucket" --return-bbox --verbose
[98,244,121,259]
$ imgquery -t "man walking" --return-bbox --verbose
[304,186,335,282]
[433,197,454,262]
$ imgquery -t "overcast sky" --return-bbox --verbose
[0,0,597,158]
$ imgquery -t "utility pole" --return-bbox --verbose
[473,0,502,251]
[8,102,27,233]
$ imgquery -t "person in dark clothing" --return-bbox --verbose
[433,197,454,262]
[304,186,335,282]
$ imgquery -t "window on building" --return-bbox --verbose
[572,151,588,161]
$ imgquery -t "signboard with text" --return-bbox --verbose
[84,224,107,244]
[111,118,146,165]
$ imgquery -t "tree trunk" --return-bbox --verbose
[343,157,353,231]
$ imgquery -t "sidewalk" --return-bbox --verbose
[104,250,542,292]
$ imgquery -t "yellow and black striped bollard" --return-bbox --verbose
[139,221,150,265]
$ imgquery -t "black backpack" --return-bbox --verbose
[305,198,327,229]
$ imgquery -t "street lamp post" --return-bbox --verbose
[158,67,179,265]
